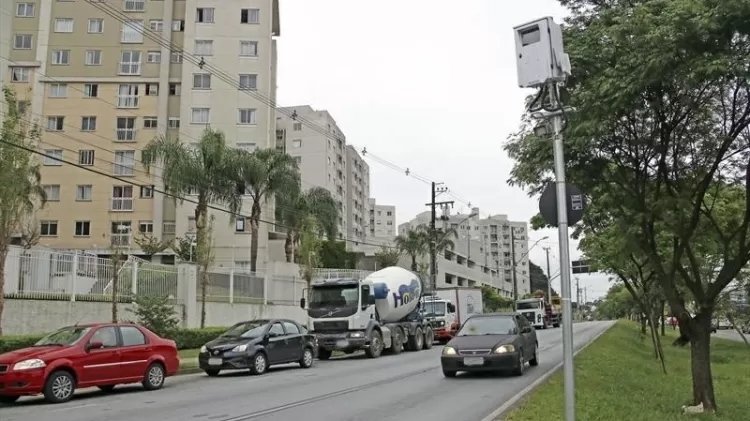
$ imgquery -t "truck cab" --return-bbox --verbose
[420,295,457,344]
[516,297,547,329]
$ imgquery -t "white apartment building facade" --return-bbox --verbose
[345,145,370,245]
[369,198,396,239]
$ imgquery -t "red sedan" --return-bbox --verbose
[0,322,180,404]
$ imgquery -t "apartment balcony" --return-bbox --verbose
[111,234,131,247]
[117,95,139,109]
[111,198,134,211]
[116,128,137,142]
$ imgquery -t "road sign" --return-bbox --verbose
[538,182,586,227]
[571,259,590,274]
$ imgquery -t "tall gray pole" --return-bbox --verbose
[549,81,576,421]
[510,227,518,309]
[430,182,437,292]
[544,246,552,300]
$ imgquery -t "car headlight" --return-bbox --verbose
[349,331,364,338]
[494,344,516,354]
[13,359,46,371]
[200,345,207,353]
[442,346,457,356]
[231,344,249,353]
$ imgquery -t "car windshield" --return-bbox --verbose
[309,285,359,309]
[221,321,268,338]
[516,301,541,310]
[457,316,517,336]
[422,301,446,317]
[34,326,91,346]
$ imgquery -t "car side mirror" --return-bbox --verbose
[86,341,104,351]
[300,297,306,309]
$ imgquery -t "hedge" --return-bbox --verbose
[0,327,228,354]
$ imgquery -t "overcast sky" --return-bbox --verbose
[276,0,611,300]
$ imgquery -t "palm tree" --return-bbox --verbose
[234,148,299,272]
[276,186,339,263]
[433,226,458,254]
[394,226,429,271]
[141,128,240,328]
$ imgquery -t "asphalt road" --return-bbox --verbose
[714,329,748,343]
[2,321,613,421]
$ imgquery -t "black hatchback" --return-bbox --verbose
[198,319,317,376]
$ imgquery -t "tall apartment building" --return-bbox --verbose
[3,0,281,267]
[275,105,352,242]
[368,198,396,239]
[345,145,370,245]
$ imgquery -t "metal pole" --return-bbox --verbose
[549,81,576,421]
[544,246,552,300]
[511,227,518,309]
[430,182,437,292]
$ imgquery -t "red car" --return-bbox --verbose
[0,322,180,404]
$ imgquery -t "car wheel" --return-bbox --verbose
[43,371,76,403]
[442,369,457,378]
[98,385,116,392]
[513,350,525,376]
[529,344,539,367]
[317,348,332,360]
[249,353,268,375]
[0,395,19,405]
[142,362,166,390]
[299,347,314,369]
[205,369,221,377]
[423,328,434,349]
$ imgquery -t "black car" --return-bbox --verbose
[440,313,538,377]
[198,319,317,376]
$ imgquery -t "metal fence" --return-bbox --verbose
[197,268,265,304]
[313,268,373,281]
[3,246,179,303]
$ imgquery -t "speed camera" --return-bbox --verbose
[513,17,571,88]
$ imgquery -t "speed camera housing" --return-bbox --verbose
[513,17,571,88]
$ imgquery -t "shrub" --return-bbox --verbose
[129,295,180,337]
[0,335,43,354]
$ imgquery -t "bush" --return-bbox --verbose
[0,327,227,353]
[129,295,180,337]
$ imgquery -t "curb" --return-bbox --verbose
[480,322,615,421]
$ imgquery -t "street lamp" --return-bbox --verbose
[511,234,549,307]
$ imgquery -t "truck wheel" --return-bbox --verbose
[318,348,332,360]
[423,328,434,349]
[407,328,424,351]
[390,329,403,355]
[553,323,560,328]
[365,330,384,358]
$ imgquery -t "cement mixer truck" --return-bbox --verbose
[300,266,434,359]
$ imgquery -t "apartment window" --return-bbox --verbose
[76,184,92,201]
[16,3,34,17]
[169,83,181,95]
[237,143,256,152]
[196,8,214,23]
[192,73,211,89]
[43,149,63,166]
[168,118,180,129]
[194,40,213,56]
[46,116,64,131]
[172,20,184,31]
[239,41,258,57]
[85,50,102,65]
[117,84,139,108]
[121,20,144,43]
[293,122,302,131]
[139,221,154,233]
[240,8,260,24]
[120,51,141,74]
[14,34,32,49]
[78,150,95,166]
[11,67,30,82]
[238,108,256,125]
[112,186,134,211]
[75,221,91,237]
[54,18,74,33]
[40,221,58,237]
[140,185,154,198]
[170,51,183,63]
[239,74,257,90]
[146,51,161,63]
[51,50,70,65]
[116,117,137,141]
[145,83,158,95]
[84,83,99,98]
[81,116,97,131]
[114,151,136,176]
[143,117,157,128]
[88,18,104,33]
[43,185,61,201]
[49,83,67,98]
[124,0,146,12]
[191,108,210,124]
[111,221,132,246]
[149,19,163,32]
[235,217,245,232]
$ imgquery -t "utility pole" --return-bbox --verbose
[425,182,451,292]
[575,277,580,321]
[544,247,552,300]
[510,226,519,309]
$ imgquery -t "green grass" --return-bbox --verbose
[504,321,750,421]
[179,348,200,371]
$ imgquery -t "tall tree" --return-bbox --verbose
[276,186,338,263]
[298,215,322,288]
[0,87,46,335]
[235,148,299,272]
[504,0,750,411]
[374,246,401,268]
[394,227,429,271]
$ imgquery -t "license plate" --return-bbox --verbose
[336,339,349,348]
[208,357,222,366]
[464,357,484,366]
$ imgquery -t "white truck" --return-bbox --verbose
[421,287,484,344]
[516,295,561,329]
[301,266,434,359]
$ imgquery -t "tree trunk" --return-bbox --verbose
[0,246,7,335]
[641,315,647,335]
[689,312,717,411]
[250,201,261,272]
[411,255,417,272]
[660,300,666,337]
[111,257,120,323]
[284,231,294,263]
[200,266,208,328]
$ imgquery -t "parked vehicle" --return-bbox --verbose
[516,294,561,329]
[421,287,484,344]
[198,319,317,376]
[301,266,434,359]
[440,313,538,378]
[0,323,179,404]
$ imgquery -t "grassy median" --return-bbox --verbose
[503,321,749,421]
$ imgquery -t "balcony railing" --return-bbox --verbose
[111,198,134,211]
[116,128,137,141]
[117,95,139,108]
[111,234,131,247]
